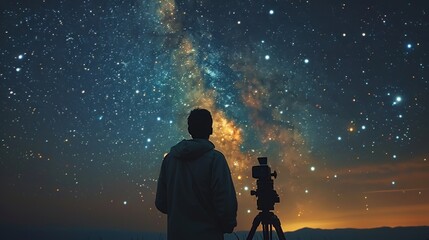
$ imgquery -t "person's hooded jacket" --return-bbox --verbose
[155,139,238,240]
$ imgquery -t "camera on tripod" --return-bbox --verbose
[250,157,280,211]
[247,157,286,240]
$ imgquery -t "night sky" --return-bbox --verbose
[1,0,429,232]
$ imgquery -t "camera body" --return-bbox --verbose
[251,157,280,211]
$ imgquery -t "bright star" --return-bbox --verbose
[265,55,270,60]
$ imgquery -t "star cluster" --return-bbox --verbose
[1,0,428,231]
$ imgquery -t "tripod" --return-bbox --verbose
[246,210,286,240]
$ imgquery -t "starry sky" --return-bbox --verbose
[1,0,429,232]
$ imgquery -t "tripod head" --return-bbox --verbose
[250,157,280,211]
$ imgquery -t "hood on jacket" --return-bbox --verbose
[169,139,215,161]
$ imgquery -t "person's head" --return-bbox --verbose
[187,108,213,139]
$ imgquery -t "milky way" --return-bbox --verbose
[1,0,429,231]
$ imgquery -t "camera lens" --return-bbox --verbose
[257,157,267,165]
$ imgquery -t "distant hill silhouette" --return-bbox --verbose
[280,226,429,240]
[1,224,428,240]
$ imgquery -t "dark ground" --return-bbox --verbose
[1,224,429,240]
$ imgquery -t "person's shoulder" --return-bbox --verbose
[162,151,174,164]
[213,149,226,159]
[212,150,228,166]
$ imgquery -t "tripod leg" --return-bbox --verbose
[262,224,268,240]
[271,216,286,240]
[273,224,286,240]
[247,214,262,240]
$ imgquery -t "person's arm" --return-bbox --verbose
[211,152,238,233]
[155,156,168,214]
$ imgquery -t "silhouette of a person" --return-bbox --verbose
[156,108,238,240]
